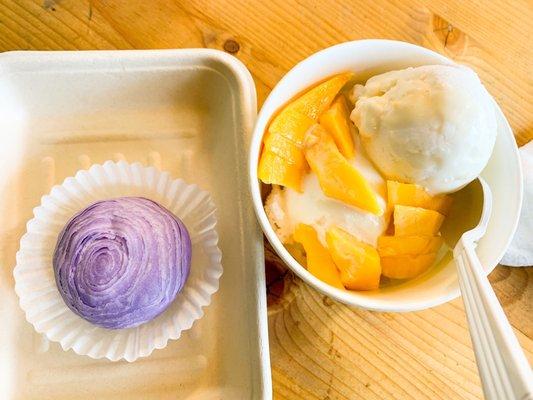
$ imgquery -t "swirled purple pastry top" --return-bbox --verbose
[53,197,192,329]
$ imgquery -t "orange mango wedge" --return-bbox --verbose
[377,235,443,257]
[282,72,354,120]
[263,129,307,168]
[381,253,438,280]
[319,95,355,158]
[258,150,303,191]
[393,205,445,236]
[387,181,453,215]
[293,224,344,289]
[267,111,315,148]
[304,124,383,215]
[326,226,381,290]
[259,73,353,190]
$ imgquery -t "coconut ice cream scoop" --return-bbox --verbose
[351,64,497,194]
[53,197,191,329]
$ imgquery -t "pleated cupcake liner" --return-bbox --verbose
[14,160,222,362]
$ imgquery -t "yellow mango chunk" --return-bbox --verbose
[377,235,443,257]
[326,226,381,291]
[393,205,445,236]
[381,253,437,279]
[293,224,344,289]
[259,112,313,190]
[282,72,354,121]
[267,110,315,148]
[304,125,383,215]
[263,130,307,168]
[387,181,453,215]
[259,73,352,191]
[258,150,303,192]
[319,95,355,158]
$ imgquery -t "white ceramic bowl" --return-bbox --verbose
[249,40,522,312]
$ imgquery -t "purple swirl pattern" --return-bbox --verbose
[53,197,191,329]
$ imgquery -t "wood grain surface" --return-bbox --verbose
[0,1,531,399]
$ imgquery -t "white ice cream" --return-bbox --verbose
[350,65,497,194]
[264,137,389,247]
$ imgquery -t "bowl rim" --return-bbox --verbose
[248,39,523,312]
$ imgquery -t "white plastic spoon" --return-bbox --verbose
[443,178,533,400]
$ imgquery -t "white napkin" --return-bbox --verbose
[501,140,533,267]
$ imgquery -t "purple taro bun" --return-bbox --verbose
[53,197,192,329]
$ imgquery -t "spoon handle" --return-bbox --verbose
[455,238,533,400]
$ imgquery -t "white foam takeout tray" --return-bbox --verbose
[0,50,271,399]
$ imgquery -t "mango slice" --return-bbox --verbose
[393,205,445,236]
[319,95,355,158]
[258,73,353,191]
[263,130,307,168]
[304,124,383,215]
[282,72,354,120]
[293,224,344,289]
[258,150,303,191]
[381,253,438,279]
[377,235,443,257]
[268,111,315,148]
[387,181,453,215]
[326,226,381,291]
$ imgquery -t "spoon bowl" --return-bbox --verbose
[441,178,487,248]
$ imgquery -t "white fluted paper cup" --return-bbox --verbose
[13,160,222,362]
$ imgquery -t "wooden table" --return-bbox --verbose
[1,1,531,399]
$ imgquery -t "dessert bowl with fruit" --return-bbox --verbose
[249,40,522,312]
